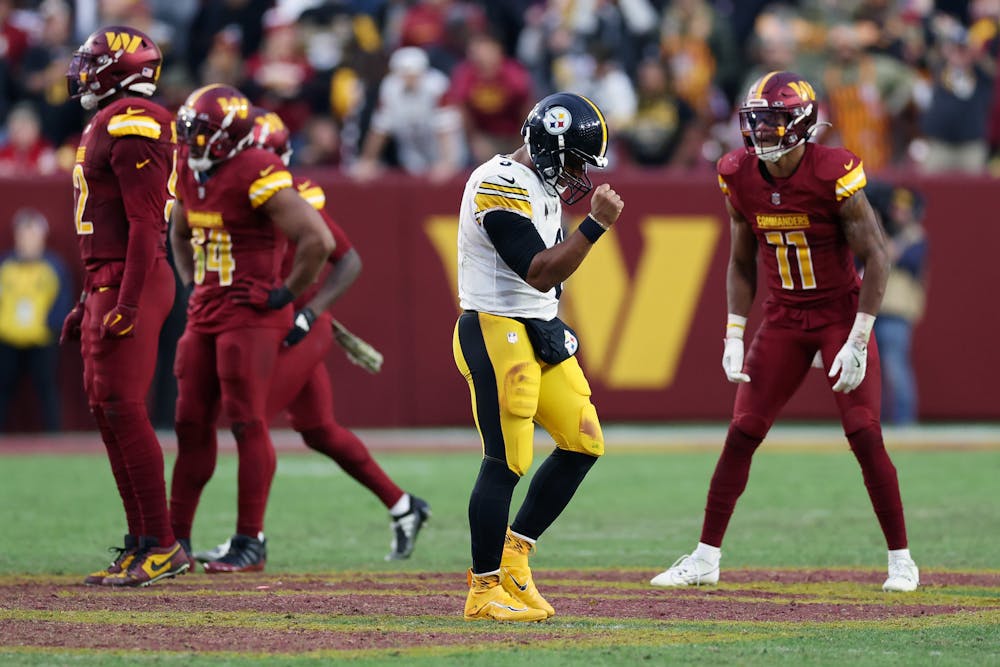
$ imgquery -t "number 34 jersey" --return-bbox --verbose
[176,147,293,333]
[717,143,867,309]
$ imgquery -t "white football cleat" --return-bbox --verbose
[883,557,919,592]
[650,554,720,587]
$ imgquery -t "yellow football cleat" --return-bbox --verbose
[499,529,555,617]
[464,569,548,622]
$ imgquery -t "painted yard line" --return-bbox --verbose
[3,423,1000,455]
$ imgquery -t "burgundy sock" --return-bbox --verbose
[847,425,908,550]
[232,419,276,537]
[101,401,175,547]
[700,424,763,547]
[301,425,404,508]
[170,420,218,540]
[92,404,141,536]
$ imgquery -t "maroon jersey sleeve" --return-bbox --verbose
[110,135,173,307]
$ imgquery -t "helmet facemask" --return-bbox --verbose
[524,128,606,205]
[740,103,815,163]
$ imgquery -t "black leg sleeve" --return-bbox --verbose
[511,448,597,541]
[469,456,521,573]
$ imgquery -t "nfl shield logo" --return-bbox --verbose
[771,192,781,206]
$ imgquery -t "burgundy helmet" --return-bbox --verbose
[250,107,293,166]
[176,84,256,171]
[739,71,819,162]
[67,26,161,110]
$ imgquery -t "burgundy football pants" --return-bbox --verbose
[700,309,908,550]
[170,324,284,539]
[267,311,403,508]
[82,257,176,547]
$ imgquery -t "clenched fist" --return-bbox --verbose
[589,183,624,229]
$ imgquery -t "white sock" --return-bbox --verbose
[693,542,721,565]
[888,548,912,562]
[472,568,501,578]
[389,493,411,517]
[509,529,536,545]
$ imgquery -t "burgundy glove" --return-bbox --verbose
[60,303,85,345]
[230,282,295,311]
[100,304,138,339]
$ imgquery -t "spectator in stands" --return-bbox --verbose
[0,208,72,432]
[198,26,244,88]
[447,31,532,165]
[0,103,58,176]
[866,181,929,426]
[619,56,701,168]
[915,17,994,174]
[398,0,485,74]
[819,23,915,172]
[243,10,314,134]
[352,46,465,183]
[573,43,637,139]
[295,115,343,168]
[19,0,82,150]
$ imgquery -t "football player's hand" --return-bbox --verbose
[60,303,85,344]
[230,282,295,310]
[283,307,316,347]
[722,337,751,383]
[829,339,867,393]
[100,304,138,339]
[333,319,383,374]
[589,184,624,229]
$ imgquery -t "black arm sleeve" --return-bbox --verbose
[482,210,547,281]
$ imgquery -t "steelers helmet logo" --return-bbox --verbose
[543,106,572,135]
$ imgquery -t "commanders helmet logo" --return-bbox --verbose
[543,106,572,135]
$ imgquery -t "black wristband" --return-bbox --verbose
[578,215,607,243]
[267,285,296,309]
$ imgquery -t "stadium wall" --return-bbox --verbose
[0,171,992,429]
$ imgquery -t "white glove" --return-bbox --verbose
[722,337,751,383]
[332,319,384,374]
[828,313,876,393]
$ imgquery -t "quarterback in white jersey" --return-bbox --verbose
[458,154,564,320]
[452,93,624,622]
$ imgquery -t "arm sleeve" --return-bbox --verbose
[110,136,171,308]
[482,210,546,281]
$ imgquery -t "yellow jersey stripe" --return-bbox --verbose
[478,181,529,197]
[717,174,729,196]
[578,94,608,159]
[249,171,293,208]
[300,186,326,210]
[474,193,532,218]
[107,115,162,139]
[835,163,867,201]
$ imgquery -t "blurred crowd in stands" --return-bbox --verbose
[2,0,1000,179]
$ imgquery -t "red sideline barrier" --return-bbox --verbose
[0,170,993,430]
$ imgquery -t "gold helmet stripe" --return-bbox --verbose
[577,94,608,158]
[753,71,781,100]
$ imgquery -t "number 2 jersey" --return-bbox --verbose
[72,96,175,289]
[717,142,868,309]
[175,147,293,333]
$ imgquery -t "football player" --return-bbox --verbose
[650,71,919,592]
[63,25,190,587]
[168,85,335,573]
[453,93,624,621]
[189,109,430,566]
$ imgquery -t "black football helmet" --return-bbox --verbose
[521,92,609,205]
[739,70,820,163]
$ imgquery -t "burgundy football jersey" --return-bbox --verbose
[176,147,294,333]
[72,96,175,273]
[281,177,354,310]
[718,143,867,308]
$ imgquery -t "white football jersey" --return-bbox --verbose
[457,154,564,319]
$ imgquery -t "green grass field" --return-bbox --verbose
[1,437,998,664]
